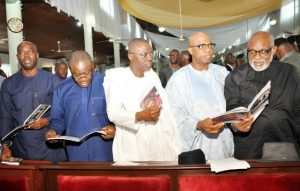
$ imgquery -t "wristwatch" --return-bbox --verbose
[7,17,23,33]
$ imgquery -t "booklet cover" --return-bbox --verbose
[1,104,51,143]
[46,130,107,143]
[140,86,162,109]
[212,81,271,124]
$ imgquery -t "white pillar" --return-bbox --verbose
[113,42,120,68]
[6,0,23,74]
[83,24,93,61]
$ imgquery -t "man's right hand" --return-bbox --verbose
[44,129,58,143]
[136,105,161,122]
[1,144,12,161]
[231,115,254,132]
[196,118,224,134]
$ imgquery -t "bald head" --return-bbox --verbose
[128,38,150,53]
[188,32,211,46]
[17,41,38,53]
[69,50,93,69]
[248,31,274,50]
[69,50,94,88]
[188,32,214,70]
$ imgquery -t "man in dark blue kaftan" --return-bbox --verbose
[46,50,114,161]
[0,41,67,162]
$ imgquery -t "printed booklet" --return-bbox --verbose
[140,86,162,109]
[1,104,51,142]
[46,130,107,143]
[212,81,271,124]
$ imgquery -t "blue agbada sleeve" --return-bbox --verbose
[0,80,14,142]
[50,86,66,135]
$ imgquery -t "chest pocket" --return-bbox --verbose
[90,97,107,115]
[31,91,52,107]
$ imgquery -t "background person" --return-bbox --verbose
[159,49,180,88]
[55,60,68,80]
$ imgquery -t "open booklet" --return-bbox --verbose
[140,86,162,109]
[212,81,271,124]
[46,130,107,143]
[1,104,51,143]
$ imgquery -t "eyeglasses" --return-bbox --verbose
[129,51,153,58]
[247,47,273,58]
[190,43,216,50]
[72,72,92,80]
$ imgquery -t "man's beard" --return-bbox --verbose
[249,55,272,71]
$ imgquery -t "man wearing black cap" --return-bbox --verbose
[287,35,299,53]
[235,53,245,67]
[275,37,300,74]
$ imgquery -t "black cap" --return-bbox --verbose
[178,149,206,165]
[274,37,289,47]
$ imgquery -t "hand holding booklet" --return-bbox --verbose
[46,130,107,143]
[1,104,51,143]
[212,81,271,124]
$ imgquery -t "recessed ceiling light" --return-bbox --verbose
[158,27,166,32]
[269,19,277,26]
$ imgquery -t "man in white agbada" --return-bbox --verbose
[166,32,234,161]
[104,38,181,162]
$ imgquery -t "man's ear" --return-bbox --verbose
[271,46,277,57]
[128,53,133,61]
[188,47,193,56]
[272,46,277,54]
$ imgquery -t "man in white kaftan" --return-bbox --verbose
[104,38,181,162]
[166,32,234,161]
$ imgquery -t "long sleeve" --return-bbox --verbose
[166,65,233,160]
[0,80,13,141]
[103,69,140,132]
[49,87,66,135]
[166,73,199,152]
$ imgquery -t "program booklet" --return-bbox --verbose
[140,86,162,109]
[46,130,107,143]
[212,81,271,124]
[1,104,51,143]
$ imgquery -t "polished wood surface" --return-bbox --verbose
[1,161,300,191]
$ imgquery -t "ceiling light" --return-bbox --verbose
[165,47,170,51]
[179,35,185,41]
[269,19,277,26]
[158,27,165,32]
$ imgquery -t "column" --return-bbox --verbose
[6,0,23,74]
[83,24,93,61]
[113,41,120,68]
